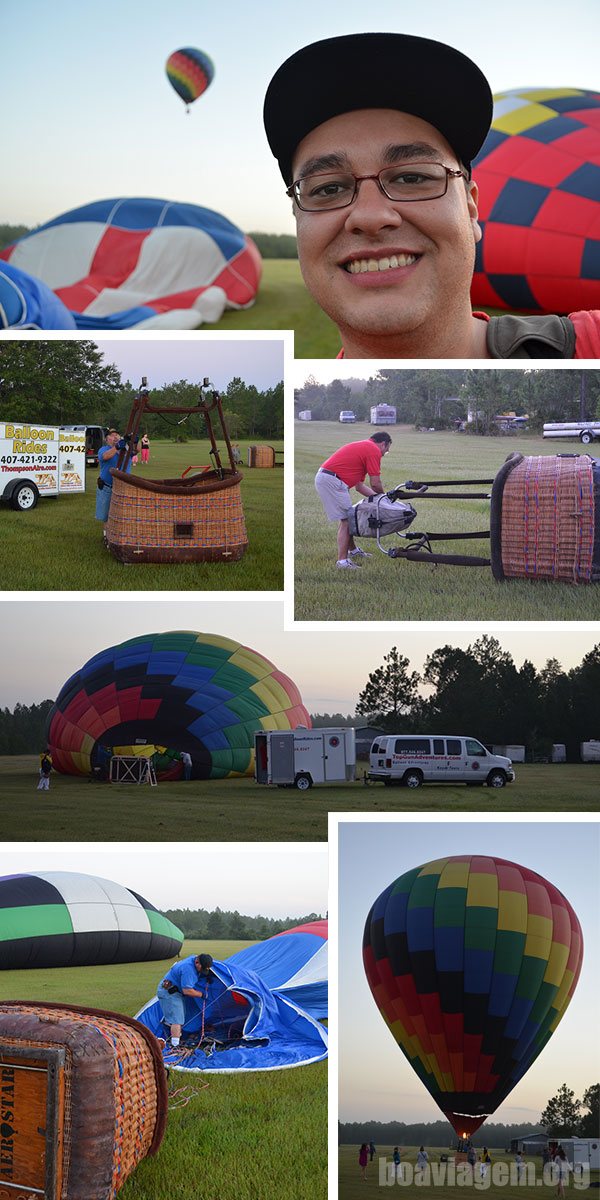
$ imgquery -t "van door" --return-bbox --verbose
[432,737,448,777]
[464,737,489,782]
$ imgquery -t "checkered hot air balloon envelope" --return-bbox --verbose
[47,631,310,781]
[363,856,583,1138]
[0,198,262,330]
[0,871,184,969]
[471,88,600,315]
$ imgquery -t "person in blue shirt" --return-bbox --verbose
[157,953,214,1047]
[95,428,134,539]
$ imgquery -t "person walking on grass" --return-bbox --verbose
[37,749,53,791]
[393,1147,403,1181]
[314,431,392,569]
[140,432,150,464]
[359,1144,369,1180]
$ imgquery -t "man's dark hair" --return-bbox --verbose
[370,432,392,445]
[197,953,214,969]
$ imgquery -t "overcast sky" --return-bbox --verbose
[3,0,597,234]
[0,843,327,918]
[93,333,285,390]
[337,817,600,1124]
[1,600,599,713]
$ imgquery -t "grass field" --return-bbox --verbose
[338,1144,597,1199]
[216,260,340,357]
[0,939,327,1200]
[0,438,283,591]
[3,758,598,842]
[294,422,600,621]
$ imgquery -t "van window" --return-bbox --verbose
[465,739,487,757]
[371,743,381,754]
[446,739,462,756]
[394,738,430,755]
[433,739,445,755]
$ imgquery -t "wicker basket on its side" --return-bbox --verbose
[490,453,596,583]
[106,468,248,564]
[0,1000,168,1200]
[247,445,275,468]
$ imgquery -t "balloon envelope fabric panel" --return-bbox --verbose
[471,89,600,314]
[0,871,183,968]
[166,48,215,108]
[226,921,328,1018]
[0,199,262,330]
[136,959,328,1073]
[363,856,583,1137]
[47,631,310,780]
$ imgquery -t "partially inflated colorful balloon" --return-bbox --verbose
[47,631,309,780]
[471,88,600,315]
[166,48,214,109]
[363,856,583,1137]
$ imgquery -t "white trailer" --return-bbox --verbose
[0,422,86,510]
[492,744,526,762]
[543,421,600,445]
[572,1138,600,1173]
[581,740,600,762]
[298,410,312,421]
[370,404,396,425]
[552,744,567,763]
[254,727,356,790]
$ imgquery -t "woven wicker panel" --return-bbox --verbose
[500,456,595,582]
[248,445,275,468]
[0,1002,167,1200]
[107,473,248,564]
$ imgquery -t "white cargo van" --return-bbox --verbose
[255,727,356,789]
[339,410,357,423]
[369,734,515,788]
[0,422,86,510]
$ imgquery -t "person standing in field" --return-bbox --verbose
[37,749,53,791]
[393,1147,402,1180]
[416,1147,429,1175]
[141,432,150,464]
[359,1144,369,1180]
[554,1147,570,1197]
[369,1141,376,1162]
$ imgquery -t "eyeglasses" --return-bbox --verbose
[287,162,467,212]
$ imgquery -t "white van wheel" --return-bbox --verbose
[11,483,39,511]
[294,773,312,791]
[403,770,423,789]
[487,770,506,788]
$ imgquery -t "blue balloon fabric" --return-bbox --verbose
[0,260,76,329]
[226,919,328,1019]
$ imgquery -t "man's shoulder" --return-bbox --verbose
[485,311,600,359]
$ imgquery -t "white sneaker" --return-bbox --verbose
[348,547,372,558]
[336,558,360,569]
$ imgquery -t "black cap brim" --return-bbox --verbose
[264,33,493,184]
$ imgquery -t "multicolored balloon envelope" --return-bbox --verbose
[363,856,583,1137]
[227,919,328,1018]
[471,88,600,315]
[0,198,262,330]
[166,47,215,108]
[47,631,310,780]
[0,871,183,969]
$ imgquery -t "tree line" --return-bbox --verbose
[354,637,600,761]
[1,224,298,261]
[0,702,54,754]
[295,369,600,431]
[0,341,283,439]
[163,907,323,942]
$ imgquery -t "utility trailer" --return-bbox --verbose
[370,404,396,425]
[543,421,600,445]
[0,421,86,510]
[254,727,356,790]
[492,743,525,762]
[581,740,600,762]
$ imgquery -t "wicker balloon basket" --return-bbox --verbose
[106,468,248,564]
[490,453,599,583]
[247,445,276,468]
[0,1000,168,1200]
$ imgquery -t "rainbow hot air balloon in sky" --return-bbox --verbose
[363,856,583,1137]
[47,631,309,781]
[166,47,215,110]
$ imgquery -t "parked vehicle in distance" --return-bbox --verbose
[339,410,357,423]
[369,734,516,788]
[581,740,600,762]
[62,424,106,466]
[255,727,356,789]
[370,404,396,425]
[543,421,600,445]
[298,410,312,421]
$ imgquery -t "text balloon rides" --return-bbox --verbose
[363,856,583,1137]
[0,871,183,969]
[0,198,262,330]
[47,631,310,780]
[471,88,600,315]
[166,48,214,109]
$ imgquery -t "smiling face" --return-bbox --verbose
[292,109,483,357]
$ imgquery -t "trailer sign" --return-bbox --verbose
[0,423,86,506]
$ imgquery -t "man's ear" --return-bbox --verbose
[467,179,482,245]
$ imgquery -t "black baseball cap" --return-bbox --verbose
[264,33,493,185]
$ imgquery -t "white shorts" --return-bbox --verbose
[314,470,352,521]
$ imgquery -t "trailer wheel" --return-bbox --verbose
[294,773,312,791]
[403,769,423,789]
[11,482,39,511]
[487,769,506,788]
[580,431,594,445]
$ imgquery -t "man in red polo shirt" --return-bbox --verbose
[315,431,391,568]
